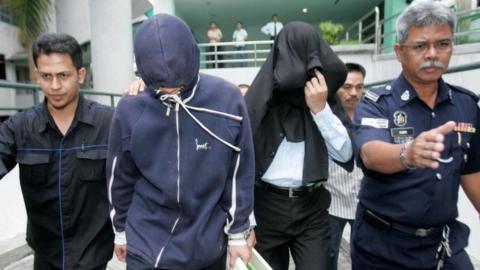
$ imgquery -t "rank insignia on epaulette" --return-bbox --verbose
[365,90,380,102]
[454,122,476,133]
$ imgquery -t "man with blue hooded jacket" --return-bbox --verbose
[106,14,255,269]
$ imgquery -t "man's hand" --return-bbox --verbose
[228,245,251,269]
[304,69,328,114]
[114,244,127,262]
[124,79,145,96]
[405,121,456,169]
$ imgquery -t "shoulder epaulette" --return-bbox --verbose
[448,84,479,102]
[363,85,392,103]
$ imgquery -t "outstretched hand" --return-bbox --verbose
[404,121,456,169]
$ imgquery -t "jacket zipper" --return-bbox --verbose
[155,103,182,267]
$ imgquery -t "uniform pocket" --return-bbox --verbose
[16,152,51,185]
[76,148,107,182]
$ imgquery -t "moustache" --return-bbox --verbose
[346,97,359,102]
[417,61,446,71]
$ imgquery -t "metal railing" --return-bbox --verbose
[343,6,480,55]
[455,7,480,44]
[364,61,480,89]
[0,80,122,112]
[342,7,380,51]
[198,40,273,68]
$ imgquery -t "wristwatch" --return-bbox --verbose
[400,142,416,170]
[228,228,252,241]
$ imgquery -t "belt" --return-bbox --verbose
[363,208,444,237]
[256,180,323,198]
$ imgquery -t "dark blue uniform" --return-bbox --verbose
[351,74,480,270]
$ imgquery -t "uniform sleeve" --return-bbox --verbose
[0,116,18,179]
[223,98,255,245]
[352,97,391,159]
[462,106,480,174]
[106,104,141,245]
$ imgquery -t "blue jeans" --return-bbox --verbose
[232,46,246,67]
[329,214,354,270]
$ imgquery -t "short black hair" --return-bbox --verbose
[32,33,83,70]
[345,62,366,77]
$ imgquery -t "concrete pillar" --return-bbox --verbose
[89,0,134,95]
[154,0,175,15]
[383,0,408,53]
[55,0,90,44]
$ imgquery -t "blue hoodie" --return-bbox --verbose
[106,14,255,268]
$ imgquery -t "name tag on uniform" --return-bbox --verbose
[391,127,414,144]
[361,118,389,129]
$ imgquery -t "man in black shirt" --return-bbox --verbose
[0,33,113,269]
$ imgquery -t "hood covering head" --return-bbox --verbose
[134,14,200,92]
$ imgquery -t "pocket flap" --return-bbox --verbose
[16,152,50,165]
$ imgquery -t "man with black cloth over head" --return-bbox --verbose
[245,22,352,270]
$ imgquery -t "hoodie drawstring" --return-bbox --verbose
[159,93,242,152]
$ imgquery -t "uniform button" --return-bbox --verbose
[386,85,392,90]
[464,154,468,162]
[279,133,285,138]
[270,151,276,157]
[436,173,442,180]
[466,142,470,149]
[431,112,436,118]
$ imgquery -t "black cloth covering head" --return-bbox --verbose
[245,21,348,184]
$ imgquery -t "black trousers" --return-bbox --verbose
[254,183,332,270]
[33,255,107,270]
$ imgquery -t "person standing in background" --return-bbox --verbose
[232,21,248,67]
[324,62,366,270]
[261,14,283,41]
[207,21,224,68]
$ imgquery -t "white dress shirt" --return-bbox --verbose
[261,21,284,37]
[262,104,352,188]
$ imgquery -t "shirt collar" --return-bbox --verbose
[393,73,453,108]
[35,95,95,133]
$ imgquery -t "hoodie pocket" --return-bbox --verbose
[76,149,107,182]
[16,152,51,186]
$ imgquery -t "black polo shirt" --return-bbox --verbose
[0,96,114,269]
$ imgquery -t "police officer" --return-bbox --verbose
[351,1,480,269]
